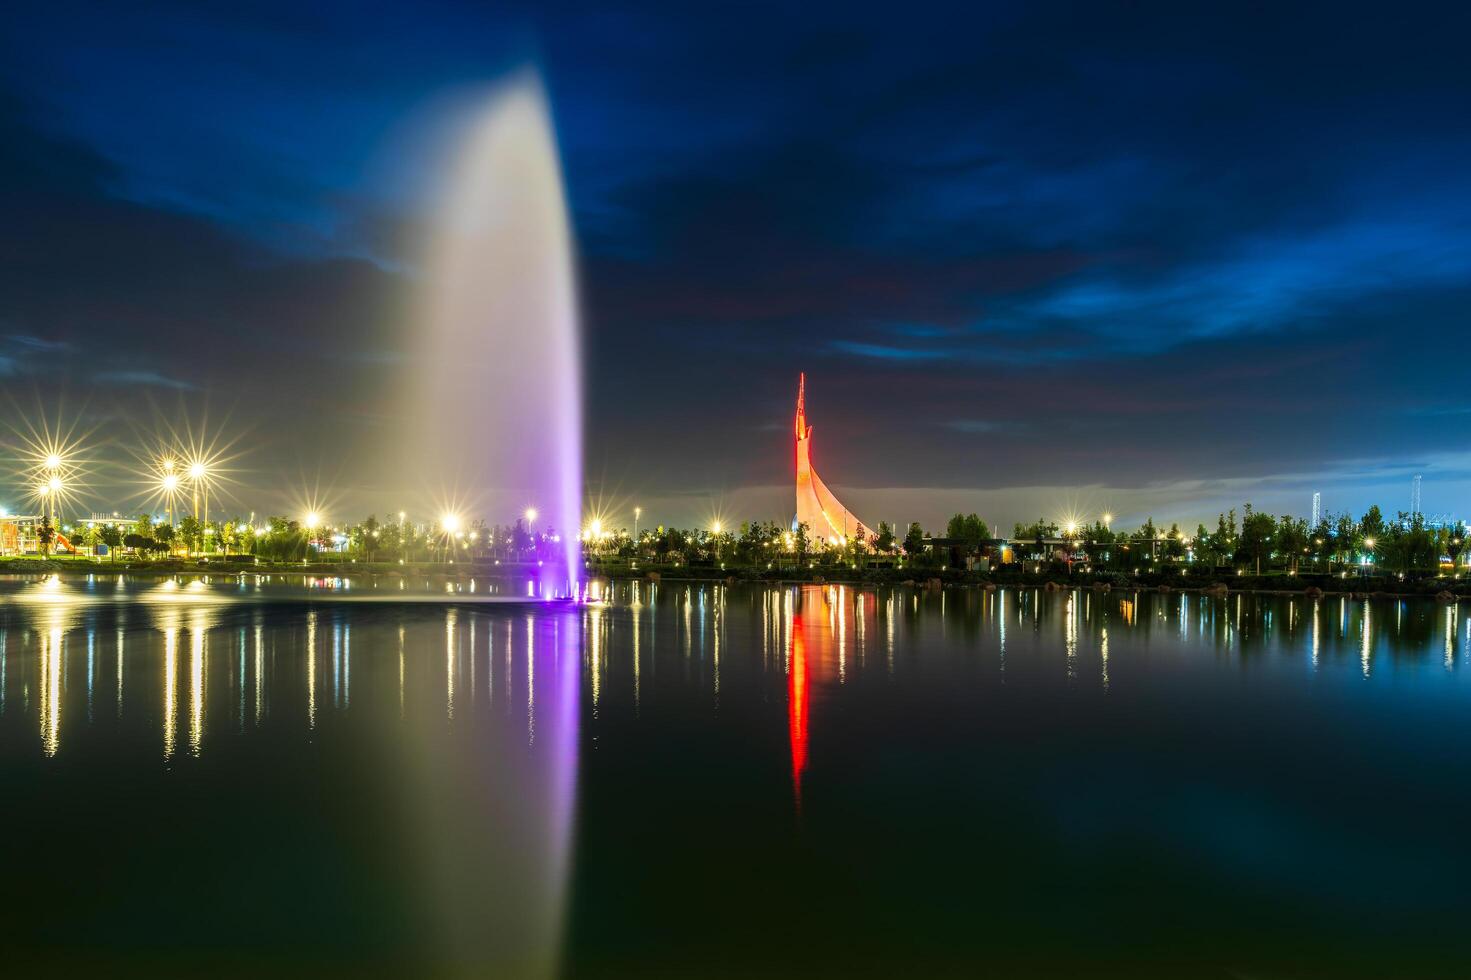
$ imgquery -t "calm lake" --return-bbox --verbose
[3,573,1470,977]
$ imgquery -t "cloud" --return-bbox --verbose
[94,370,197,390]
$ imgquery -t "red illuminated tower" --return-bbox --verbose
[794,373,873,544]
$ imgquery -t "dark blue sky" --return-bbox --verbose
[3,1,1469,529]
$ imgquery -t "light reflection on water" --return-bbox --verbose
[5,577,1471,974]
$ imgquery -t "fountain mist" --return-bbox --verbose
[419,74,583,596]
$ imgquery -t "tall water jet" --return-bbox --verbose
[419,73,582,596]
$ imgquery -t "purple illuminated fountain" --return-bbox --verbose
[405,73,584,976]
[419,73,583,597]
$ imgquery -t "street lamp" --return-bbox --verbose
[188,460,209,523]
[441,513,462,562]
[160,472,180,527]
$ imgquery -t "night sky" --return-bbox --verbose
[4,2,1469,530]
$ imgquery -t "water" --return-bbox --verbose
[418,74,582,593]
[4,576,1471,977]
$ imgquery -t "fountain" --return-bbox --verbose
[418,72,583,598]
[409,71,583,976]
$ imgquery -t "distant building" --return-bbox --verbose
[793,373,875,545]
[0,514,48,555]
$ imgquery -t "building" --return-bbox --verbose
[793,373,875,545]
[0,514,56,555]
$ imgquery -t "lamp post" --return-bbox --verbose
[161,473,179,528]
[188,461,208,524]
[441,513,461,564]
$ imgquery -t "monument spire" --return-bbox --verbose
[792,373,873,544]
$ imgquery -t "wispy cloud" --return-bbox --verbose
[95,370,196,390]
[5,334,73,353]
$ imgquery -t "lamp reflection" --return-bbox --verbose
[39,624,62,757]
[162,614,179,761]
[188,612,207,757]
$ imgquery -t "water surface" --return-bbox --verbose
[3,575,1470,977]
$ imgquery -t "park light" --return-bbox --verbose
[161,473,179,491]
[48,475,62,493]
[189,461,206,480]
[1064,520,1078,536]
[525,507,538,524]
[1102,512,1113,526]
[1364,537,1376,549]
[304,512,321,531]
[162,458,176,473]
[441,512,461,533]
[711,520,723,536]
[45,454,62,471]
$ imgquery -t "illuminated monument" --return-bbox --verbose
[794,373,875,544]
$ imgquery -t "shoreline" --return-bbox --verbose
[1,557,1464,602]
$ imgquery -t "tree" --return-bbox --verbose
[1131,518,1160,565]
[875,521,896,553]
[1083,521,1116,566]
[1276,516,1308,572]
[1162,522,1186,562]
[945,513,988,549]
[1446,522,1468,574]
[1239,505,1275,574]
[178,515,202,556]
[1334,513,1360,568]
[99,523,123,561]
[902,522,926,558]
[1013,519,1059,540]
[1211,510,1238,568]
[1310,518,1334,571]
[38,517,54,558]
[793,521,811,559]
[1361,505,1386,543]
[154,523,176,551]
